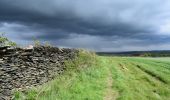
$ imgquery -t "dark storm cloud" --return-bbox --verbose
[0,0,170,51]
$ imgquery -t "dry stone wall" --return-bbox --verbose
[0,46,78,100]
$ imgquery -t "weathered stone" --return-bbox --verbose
[21,52,32,56]
[0,46,78,99]
[0,59,4,63]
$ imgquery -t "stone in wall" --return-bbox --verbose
[0,46,78,99]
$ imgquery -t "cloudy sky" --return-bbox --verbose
[0,0,170,52]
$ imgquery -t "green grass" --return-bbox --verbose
[109,57,170,100]
[13,51,109,100]
[13,54,170,100]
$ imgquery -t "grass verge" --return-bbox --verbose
[13,50,108,100]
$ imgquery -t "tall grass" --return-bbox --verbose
[13,54,170,100]
[13,50,108,100]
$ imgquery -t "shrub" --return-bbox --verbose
[0,32,17,47]
[33,38,41,47]
[44,41,52,47]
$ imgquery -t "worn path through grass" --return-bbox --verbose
[14,56,170,100]
[103,69,115,100]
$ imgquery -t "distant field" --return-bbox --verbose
[145,57,170,62]
[128,57,170,62]
[14,55,170,100]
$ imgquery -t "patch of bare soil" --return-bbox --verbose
[119,63,128,71]
[103,70,117,100]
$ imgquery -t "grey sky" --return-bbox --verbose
[0,0,170,51]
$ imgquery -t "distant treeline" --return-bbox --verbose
[97,51,170,57]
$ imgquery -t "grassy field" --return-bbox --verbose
[14,53,170,100]
[142,57,170,62]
